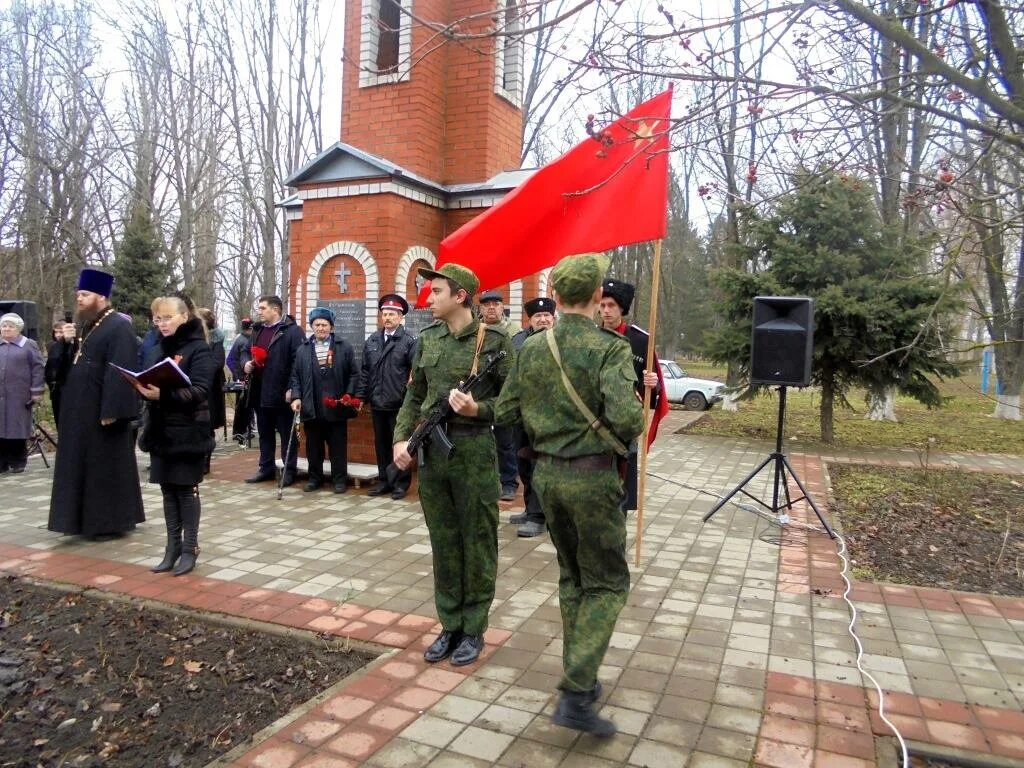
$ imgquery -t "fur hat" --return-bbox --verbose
[308,307,335,326]
[602,278,635,314]
[0,313,24,331]
[524,297,555,317]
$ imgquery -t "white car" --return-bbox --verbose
[659,360,725,411]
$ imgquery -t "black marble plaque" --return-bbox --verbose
[403,308,436,336]
[321,299,368,363]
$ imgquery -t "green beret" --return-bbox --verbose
[418,263,480,297]
[551,252,609,305]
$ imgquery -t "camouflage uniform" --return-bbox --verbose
[496,312,643,693]
[395,317,513,637]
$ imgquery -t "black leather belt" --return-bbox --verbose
[537,453,617,471]
[446,423,491,437]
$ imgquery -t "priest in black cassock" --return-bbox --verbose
[48,268,145,538]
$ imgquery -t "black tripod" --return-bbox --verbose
[703,386,835,538]
[28,418,58,468]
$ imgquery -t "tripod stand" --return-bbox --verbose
[703,386,835,538]
[28,418,58,468]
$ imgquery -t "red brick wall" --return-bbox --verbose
[341,0,449,180]
[341,0,523,185]
[443,0,523,184]
[288,192,446,466]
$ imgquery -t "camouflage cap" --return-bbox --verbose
[550,252,610,305]
[418,263,480,297]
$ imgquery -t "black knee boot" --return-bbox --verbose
[173,486,202,576]
[152,485,183,573]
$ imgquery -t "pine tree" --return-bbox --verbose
[111,204,172,338]
[705,168,961,443]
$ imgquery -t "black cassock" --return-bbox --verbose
[48,311,145,536]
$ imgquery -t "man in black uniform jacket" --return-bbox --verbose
[509,296,556,537]
[357,293,418,500]
[599,279,663,512]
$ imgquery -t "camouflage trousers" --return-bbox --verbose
[533,461,630,693]
[418,431,500,637]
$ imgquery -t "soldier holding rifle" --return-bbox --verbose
[393,264,514,667]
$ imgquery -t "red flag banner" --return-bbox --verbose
[417,88,672,306]
[647,361,670,449]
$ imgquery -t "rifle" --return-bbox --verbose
[386,350,507,486]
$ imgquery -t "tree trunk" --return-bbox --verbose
[992,394,1021,420]
[865,384,898,422]
[820,376,836,444]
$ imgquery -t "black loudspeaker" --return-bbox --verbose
[0,299,39,341]
[750,296,814,387]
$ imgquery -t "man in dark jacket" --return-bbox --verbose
[356,294,417,499]
[243,295,305,486]
[227,318,254,441]
[45,320,76,428]
[289,307,358,493]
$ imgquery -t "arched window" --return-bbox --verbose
[376,0,401,73]
[494,0,523,106]
[360,0,411,87]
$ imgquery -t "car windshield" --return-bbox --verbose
[663,361,684,379]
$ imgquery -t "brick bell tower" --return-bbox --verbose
[284,0,548,468]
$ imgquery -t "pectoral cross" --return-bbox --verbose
[334,263,351,294]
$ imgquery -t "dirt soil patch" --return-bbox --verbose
[0,577,375,767]
[829,465,1024,596]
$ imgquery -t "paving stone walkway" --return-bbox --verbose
[2,412,1022,768]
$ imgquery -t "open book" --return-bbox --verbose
[110,358,192,389]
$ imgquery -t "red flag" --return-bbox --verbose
[417,88,672,306]
[647,362,670,449]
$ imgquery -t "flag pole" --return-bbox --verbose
[635,237,663,567]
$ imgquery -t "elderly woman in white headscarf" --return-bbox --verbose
[0,313,45,473]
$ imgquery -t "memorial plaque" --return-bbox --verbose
[321,299,368,363]
[403,308,436,337]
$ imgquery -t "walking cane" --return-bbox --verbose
[278,412,301,501]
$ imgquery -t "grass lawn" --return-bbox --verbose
[676,363,1022,455]
[829,464,1024,596]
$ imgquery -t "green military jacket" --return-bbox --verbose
[495,313,644,457]
[394,317,515,442]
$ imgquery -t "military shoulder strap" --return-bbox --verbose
[545,329,628,457]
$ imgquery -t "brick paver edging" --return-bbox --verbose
[0,542,512,768]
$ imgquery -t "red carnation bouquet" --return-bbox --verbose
[251,346,268,368]
[323,393,362,417]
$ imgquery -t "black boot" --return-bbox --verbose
[551,689,617,737]
[173,485,201,576]
[151,486,183,573]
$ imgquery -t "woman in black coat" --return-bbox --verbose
[287,307,357,493]
[136,297,214,576]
